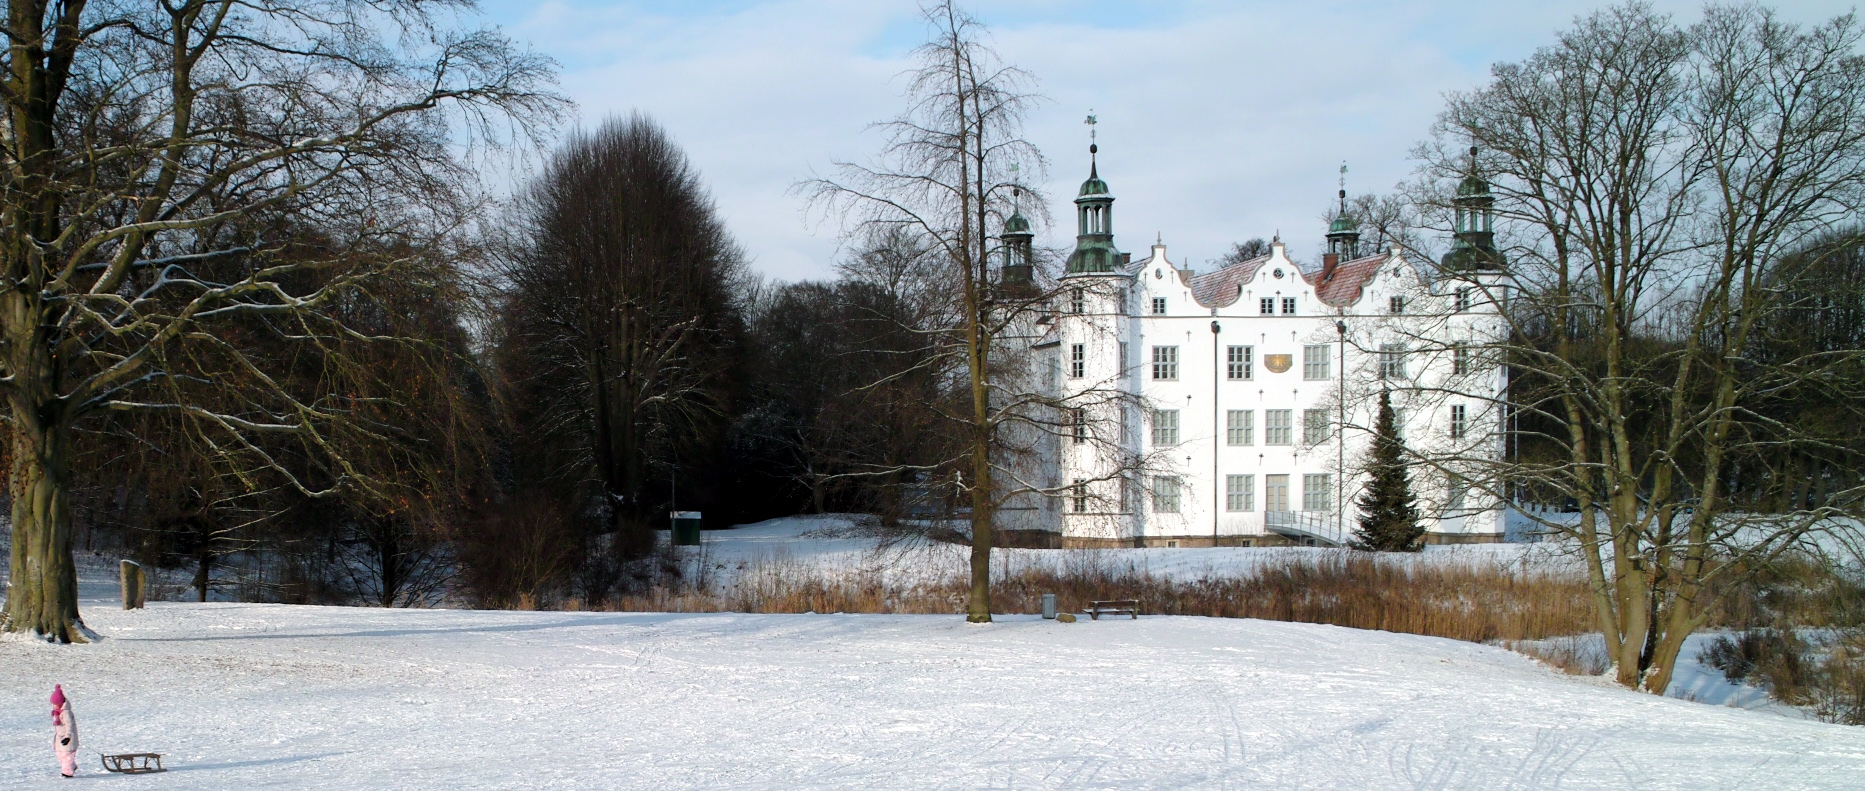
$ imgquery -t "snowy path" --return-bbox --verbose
[3,601,1861,789]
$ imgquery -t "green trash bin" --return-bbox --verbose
[670,511,702,546]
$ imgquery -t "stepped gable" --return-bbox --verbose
[1188,255,1270,308]
[1305,251,1386,307]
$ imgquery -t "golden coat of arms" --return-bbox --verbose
[1264,353,1293,374]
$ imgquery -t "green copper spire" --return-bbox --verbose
[1065,137,1121,275]
[1000,183,1035,292]
[1443,146,1504,272]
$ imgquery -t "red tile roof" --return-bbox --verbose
[1303,252,1387,307]
[1188,255,1270,308]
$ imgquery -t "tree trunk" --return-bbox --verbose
[6,416,86,642]
[964,303,994,624]
[193,540,211,603]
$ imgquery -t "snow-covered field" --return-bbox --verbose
[3,516,1860,788]
[694,514,1578,588]
[3,601,1861,787]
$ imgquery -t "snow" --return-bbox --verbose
[3,516,1860,788]
[697,514,1577,588]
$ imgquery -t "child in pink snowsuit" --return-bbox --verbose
[51,684,78,777]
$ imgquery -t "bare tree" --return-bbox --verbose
[1219,238,1271,267]
[1421,2,1865,692]
[805,1,1156,621]
[0,0,560,641]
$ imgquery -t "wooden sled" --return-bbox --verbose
[100,753,166,774]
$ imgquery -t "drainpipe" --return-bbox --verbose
[1336,319,1347,545]
[1211,318,1222,546]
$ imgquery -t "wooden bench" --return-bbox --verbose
[1087,599,1140,620]
[101,753,166,774]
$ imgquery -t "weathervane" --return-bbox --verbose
[1339,161,1349,211]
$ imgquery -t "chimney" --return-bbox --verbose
[1322,253,1340,282]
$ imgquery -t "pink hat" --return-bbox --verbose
[50,684,64,707]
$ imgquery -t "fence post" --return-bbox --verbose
[120,560,145,609]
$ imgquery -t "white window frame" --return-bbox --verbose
[1264,409,1293,445]
[1389,295,1405,314]
[1226,409,1253,446]
[1069,288,1085,314]
[1072,478,1088,513]
[1152,476,1182,513]
[1072,407,1087,444]
[1281,296,1297,315]
[1227,345,1253,380]
[1450,404,1467,439]
[1259,297,1274,315]
[1151,345,1179,380]
[1302,344,1329,380]
[1379,343,1407,379]
[1226,475,1254,512]
[1303,409,1329,444]
[1151,296,1168,315]
[1069,343,1085,379]
[1303,474,1332,512]
[1152,409,1181,446]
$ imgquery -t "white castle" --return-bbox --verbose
[999,146,1515,547]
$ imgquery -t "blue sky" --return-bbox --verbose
[472,1,1860,282]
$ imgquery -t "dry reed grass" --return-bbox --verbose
[597,550,1596,645]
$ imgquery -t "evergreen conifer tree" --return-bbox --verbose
[1351,389,1424,552]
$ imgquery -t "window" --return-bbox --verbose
[1265,410,1293,445]
[1455,288,1471,312]
[1152,409,1180,446]
[1453,342,1471,375]
[1445,475,1467,511]
[1303,474,1332,512]
[1302,344,1330,380]
[1392,408,1407,442]
[1069,288,1085,314]
[1151,345,1179,380]
[1119,475,1131,512]
[1450,404,1467,439]
[1260,297,1275,315]
[1152,476,1182,513]
[1071,408,1087,444]
[1071,478,1088,513]
[1227,345,1253,380]
[1264,474,1290,511]
[1151,296,1168,315]
[1069,343,1085,379]
[1226,410,1254,446]
[1389,296,1405,314]
[1226,475,1254,511]
[1303,409,1330,444]
[1119,406,1131,444]
[1118,342,1128,375]
[1379,343,1407,379]
[1282,297,1297,315]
